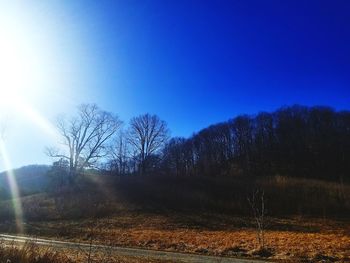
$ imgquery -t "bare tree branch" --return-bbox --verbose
[47,104,122,175]
[128,113,169,175]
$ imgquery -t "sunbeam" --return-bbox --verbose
[11,97,60,141]
[0,138,24,233]
[0,10,59,142]
[0,93,59,235]
[0,4,62,233]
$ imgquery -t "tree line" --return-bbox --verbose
[47,104,350,182]
[46,104,169,177]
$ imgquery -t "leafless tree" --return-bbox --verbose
[47,104,122,175]
[128,113,169,175]
[248,189,267,249]
[107,130,129,176]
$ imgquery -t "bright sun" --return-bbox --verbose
[0,4,60,233]
[0,26,42,105]
[0,19,58,139]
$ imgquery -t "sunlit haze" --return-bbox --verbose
[0,1,349,170]
[0,2,349,261]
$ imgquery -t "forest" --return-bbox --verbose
[1,104,349,262]
[49,104,350,183]
[1,1,349,262]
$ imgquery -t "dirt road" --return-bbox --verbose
[0,234,268,263]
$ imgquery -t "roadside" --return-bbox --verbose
[0,213,349,262]
[0,234,268,263]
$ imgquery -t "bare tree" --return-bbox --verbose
[248,189,267,249]
[107,130,129,176]
[47,104,122,175]
[128,113,169,175]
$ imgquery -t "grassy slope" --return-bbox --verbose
[0,165,50,198]
[0,174,349,262]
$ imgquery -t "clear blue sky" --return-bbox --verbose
[0,0,350,169]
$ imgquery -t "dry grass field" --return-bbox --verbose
[0,175,349,262]
[2,212,348,262]
[0,240,178,263]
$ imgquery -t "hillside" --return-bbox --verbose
[0,172,349,262]
[0,165,50,198]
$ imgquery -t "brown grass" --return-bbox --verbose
[0,241,177,263]
[6,212,349,263]
[0,241,71,263]
[0,175,349,262]
[1,174,349,221]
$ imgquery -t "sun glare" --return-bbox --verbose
[0,10,59,233]
[0,5,50,107]
[0,17,58,139]
[0,138,24,233]
[0,25,41,103]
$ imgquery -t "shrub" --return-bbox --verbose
[0,241,72,263]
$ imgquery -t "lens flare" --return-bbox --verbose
[0,2,63,234]
[0,11,44,104]
[11,98,59,141]
[0,96,60,234]
[0,138,24,233]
